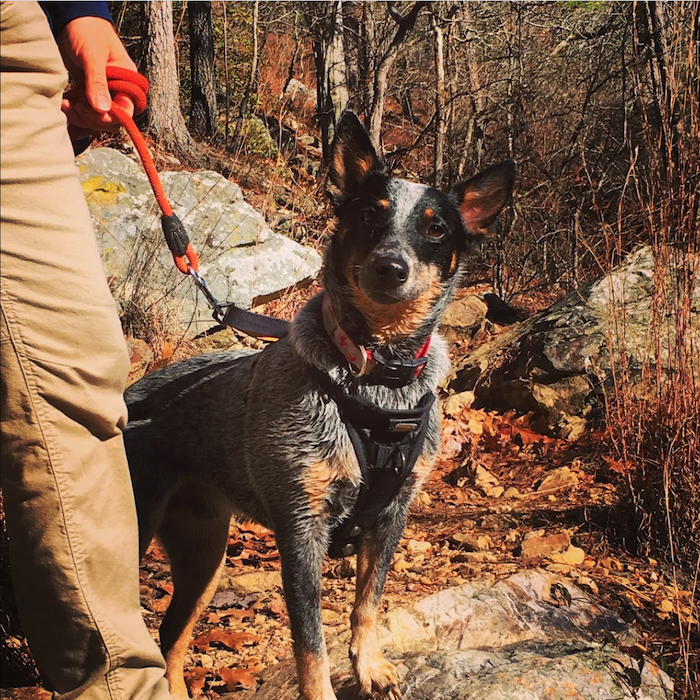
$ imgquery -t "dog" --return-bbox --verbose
[124,111,515,700]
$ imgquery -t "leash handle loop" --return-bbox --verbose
[105,67,200,274]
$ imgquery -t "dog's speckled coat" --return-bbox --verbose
[124,112,515,700]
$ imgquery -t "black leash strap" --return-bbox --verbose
[189,268,290,341]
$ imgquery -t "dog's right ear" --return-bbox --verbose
[329,111,386,195]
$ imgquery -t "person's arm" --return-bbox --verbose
[39,1,113,35]
[40,2,137,140]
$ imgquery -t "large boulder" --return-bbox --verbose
[236,570,672,700]
[447,247,699,438]
[76,148,321,338]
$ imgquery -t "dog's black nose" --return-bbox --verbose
[373,255,409,288]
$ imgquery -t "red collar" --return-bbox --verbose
[321,294,431,380]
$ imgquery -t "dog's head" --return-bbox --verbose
[324,111,516,346]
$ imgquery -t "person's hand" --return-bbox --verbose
[57,16,138,140]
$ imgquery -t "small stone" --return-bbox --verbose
[537,466,580,493]
[406,540,432,556]
[450,533,492,552]
[221,570,282,595]
[503,486,521,498]
[321,609,340,625]
[480,513,516,530]
[550,545,586,566]
[393,558,412,573]
[520,531,571,559]
[452,551,497,563]
[442,296,488,329]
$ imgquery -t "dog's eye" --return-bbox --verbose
[360,207,377,226]
[426,223,445,241]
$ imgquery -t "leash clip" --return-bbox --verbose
[188,267,225,322]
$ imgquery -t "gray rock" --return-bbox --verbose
[76,148,321,338]
[237,570,672,700]
[448,246,700,436]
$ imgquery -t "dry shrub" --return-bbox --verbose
[602,2,698,693]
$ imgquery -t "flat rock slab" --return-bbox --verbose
[237,570,672,700]
[76,148,321,338]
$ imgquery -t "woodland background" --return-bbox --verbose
[1,1,698,698]
[121,0,699,584]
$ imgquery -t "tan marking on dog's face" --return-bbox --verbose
[378,199,389,209]
[296,647,335,700]
[423,207,435,220]
[347,266,443,343]
[449,250,459,275]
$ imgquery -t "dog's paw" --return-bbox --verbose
[351,649,401,700]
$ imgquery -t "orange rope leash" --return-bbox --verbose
[104,67,198,274]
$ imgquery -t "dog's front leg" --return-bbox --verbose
[277,523,337,700]
[349,502,408,700]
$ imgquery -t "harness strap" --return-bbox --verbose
[311,368,435,559]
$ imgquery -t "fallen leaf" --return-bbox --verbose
[184,667,210,696]
[192,629,258,652]
[657,599,674,613]
[218,667,259,691]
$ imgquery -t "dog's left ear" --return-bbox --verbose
[450,160,517,234]
[329,111,386,195]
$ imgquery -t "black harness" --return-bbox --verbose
[311,368,436,559]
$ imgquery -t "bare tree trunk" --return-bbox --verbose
[305,0,349,159]
[368,2,428,146]
[222,1,230,145]
[189,1,217,139]
[457,2,486,177]
[232,0,259,150]
[142,0,192,155]
[327,0,349,125]
[432,11,446,188]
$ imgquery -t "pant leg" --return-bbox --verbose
[0,3,170,698]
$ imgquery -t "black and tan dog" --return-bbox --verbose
[124,112,515,700]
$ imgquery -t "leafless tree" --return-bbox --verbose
[189,1,217,139]
[142,0,193,155]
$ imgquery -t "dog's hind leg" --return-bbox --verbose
[156,495,230,699]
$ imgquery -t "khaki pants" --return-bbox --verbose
[0,3,170,698]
